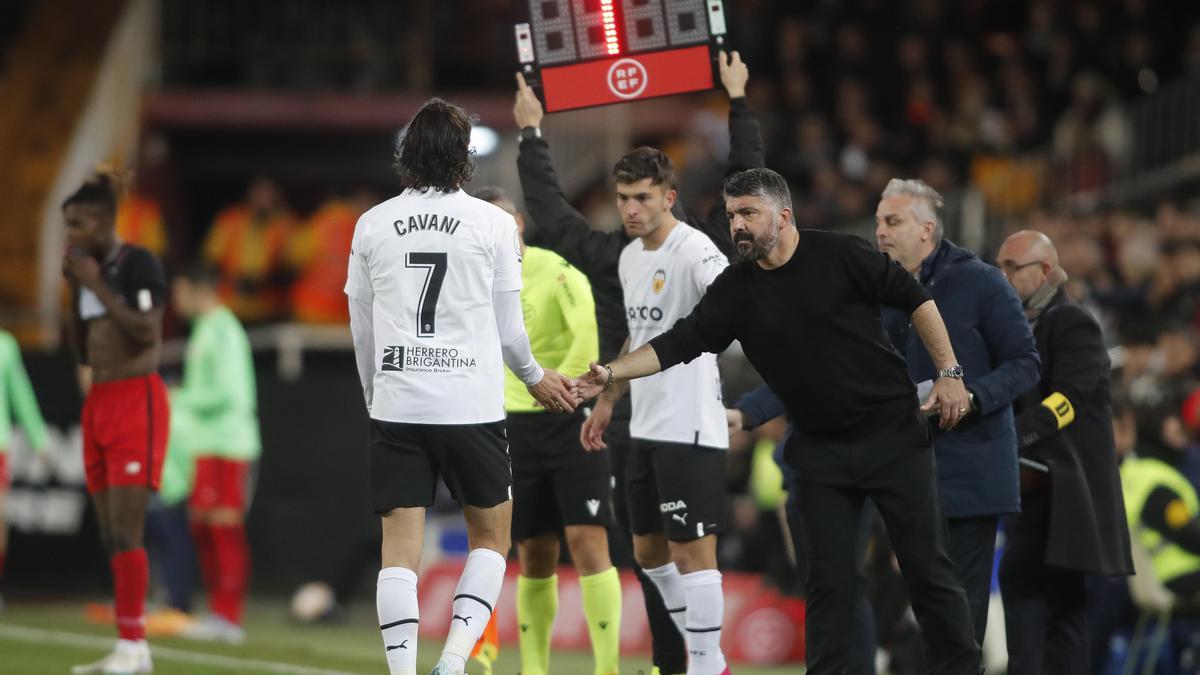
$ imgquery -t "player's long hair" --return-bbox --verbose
[394,98,476,193]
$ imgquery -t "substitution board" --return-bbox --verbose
[514,0,728,112]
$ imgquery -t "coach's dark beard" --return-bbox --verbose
[734,222,781,263]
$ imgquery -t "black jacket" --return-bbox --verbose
[516,97,764,365]
[1014,288,1134,576]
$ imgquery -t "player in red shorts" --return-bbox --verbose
[63,173,168,675]
[170,266,260,644]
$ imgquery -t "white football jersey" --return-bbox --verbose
[345,188,523,424]
[619,223,729,448]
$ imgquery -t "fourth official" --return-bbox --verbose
[996,230,1134,675]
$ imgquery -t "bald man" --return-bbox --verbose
[996,231,1133,675]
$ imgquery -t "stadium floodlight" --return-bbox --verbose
[470,125,500,157]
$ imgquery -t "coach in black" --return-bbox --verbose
[576,168,980,674]
[513,50,761,675]
[995,230,1133,675]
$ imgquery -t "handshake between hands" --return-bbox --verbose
[527,362,610,413]
[527,363,617,453]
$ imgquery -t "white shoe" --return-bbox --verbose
[71,639,152,674]
[429,661,462,675]
[179,614,245,644]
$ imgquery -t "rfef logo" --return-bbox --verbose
[382,346,405,371]
[607,58,648,99]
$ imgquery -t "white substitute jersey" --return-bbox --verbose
[619,223,729,448]
[345,188,523,424]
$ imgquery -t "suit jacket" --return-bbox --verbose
[1014,287,1134,576]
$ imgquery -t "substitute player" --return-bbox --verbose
[346,98,578,675]
[171,265,261,644]
[64,173,169,674]
[515,50,759,675]
[475,186,620,675]
[581,149,732,675]
[0,328,49,611]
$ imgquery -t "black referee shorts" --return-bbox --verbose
[508,410,613,541]
[627,437,727,542]
[368,419,510,514]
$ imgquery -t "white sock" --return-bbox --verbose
[682,569,727,675]
[377,567,419,675]
[440,548,506,673]
[643,562,687,637]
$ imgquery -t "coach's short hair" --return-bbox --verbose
[881,178,945,243]
[722,168,793,212]
[395,98,476,193]
[612,147,676,190]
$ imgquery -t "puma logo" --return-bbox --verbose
[452,614,471,626]
[385,640,409,651]
[598,621,609,630]
[672,512,688,526]
[520,623,529,633]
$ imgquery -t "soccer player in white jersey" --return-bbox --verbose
[345,98,578,675]
[581,148,732,675]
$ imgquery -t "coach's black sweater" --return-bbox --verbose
[651,230,931,442]
[517,97,764,366]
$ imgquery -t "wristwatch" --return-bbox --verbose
[519,126,542,142]
[937,364,965,379]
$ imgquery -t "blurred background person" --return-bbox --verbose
[288,190,374,325]
[63,173,169,675]
[170,264,261,644]
[0,327,48,611]
[202,177,298,324]
[141,404,198,635]
[1118,401,1200,667]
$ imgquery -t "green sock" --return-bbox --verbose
[580,567,622,675]
[517,574,558,675]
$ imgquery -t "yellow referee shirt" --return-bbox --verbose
[504,246,598,412]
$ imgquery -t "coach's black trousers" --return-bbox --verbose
[1000,489,1089,675]
[789,416,980,675]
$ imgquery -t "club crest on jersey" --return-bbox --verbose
[652,269,667,294]
[382,346,405,371]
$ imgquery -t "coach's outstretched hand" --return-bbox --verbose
[572,362,610,403]
[514,72,544,130]
[528,367,580,413]
[718,50,748,99]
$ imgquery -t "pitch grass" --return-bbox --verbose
[0,598,802,674]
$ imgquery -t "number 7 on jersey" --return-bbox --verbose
[406,252,447,338]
